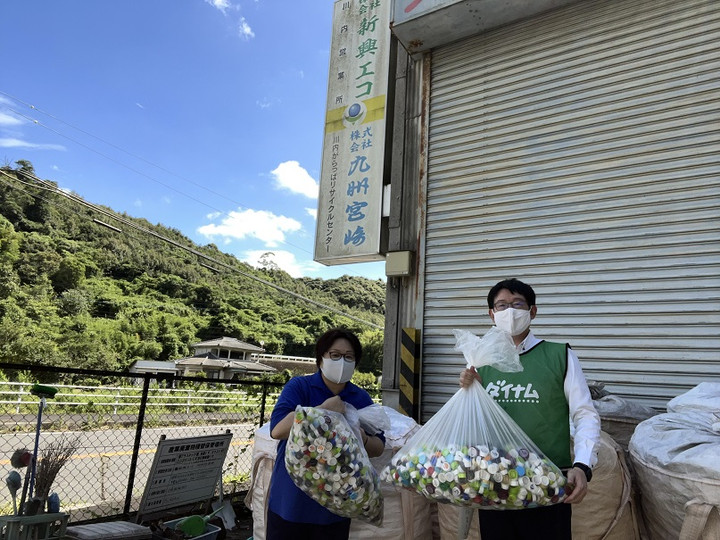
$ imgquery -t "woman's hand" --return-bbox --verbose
[459,366,481,388]
[361,428,385,458]
[318,395,346,414]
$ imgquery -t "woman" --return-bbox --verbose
[266,328,385,540]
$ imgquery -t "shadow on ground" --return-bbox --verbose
[211,501,253,540]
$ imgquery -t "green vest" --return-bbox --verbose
[477,340,572,468]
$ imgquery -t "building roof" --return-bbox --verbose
[174,352,276,373]
[128,360,179,373]
[175,353,227,369]
[227,360,276,373]
[191,336,265,352]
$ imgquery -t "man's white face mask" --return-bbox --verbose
[494,307,532,336]
[320,356,355,384]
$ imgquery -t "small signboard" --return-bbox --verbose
[137,432,232,522]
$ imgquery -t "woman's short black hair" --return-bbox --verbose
[315,328,363,369]
[487,278,537,308]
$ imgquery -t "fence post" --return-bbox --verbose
[259,382,267,427]
[123,375,151,518]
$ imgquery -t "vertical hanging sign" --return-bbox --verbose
[314,0,391,265]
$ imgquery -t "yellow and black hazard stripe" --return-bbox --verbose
[398,327,420,421]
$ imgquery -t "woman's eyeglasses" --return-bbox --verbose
[327,350,356,362]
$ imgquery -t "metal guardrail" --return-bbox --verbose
[0,382,279,415]
[250,353,316,363]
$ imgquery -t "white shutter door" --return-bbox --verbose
[421,0,720,420]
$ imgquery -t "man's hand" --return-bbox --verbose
[563,467,589,504]
[459,366,481,388]
[318,395,345,414]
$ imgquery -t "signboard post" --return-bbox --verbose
[314,0,392,265]
[137,432,232,523]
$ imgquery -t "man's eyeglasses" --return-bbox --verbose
[327,351,356,362]
[493,301,530,312]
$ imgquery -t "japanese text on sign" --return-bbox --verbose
[315,0,390,265]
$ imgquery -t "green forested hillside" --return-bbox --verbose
[0,162,386,374]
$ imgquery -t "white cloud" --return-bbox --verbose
[198,208,301,248]
[305,207,317,219]
[135,102,145,109]
[0,112,22,126]
[206,211,222,219]
[270,161,319,199]
[0,138,65,151]
[205,0,231,13]
[239,17,255,40]
[256,98,271,109]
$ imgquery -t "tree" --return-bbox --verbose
[51,256,86,292]
[359,328,384,374]
[0,166,386,372]
[258,251,281,272]
[58,289,89,316]
[0,215,20,265]
[14,160,35,178]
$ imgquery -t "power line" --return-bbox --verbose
[1,91,384,287]
[0,168,384,330]
[1,90,247,206]
[0,91,318,260]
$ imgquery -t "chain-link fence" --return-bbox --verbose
[0,363,283,524]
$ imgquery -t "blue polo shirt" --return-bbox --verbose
[268,371,384,524]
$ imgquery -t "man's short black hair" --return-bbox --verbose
[487,278,536,309]
[315,328,363,369]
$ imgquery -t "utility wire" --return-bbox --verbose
[6,107,229,214]
[1,90,245,205]
[1,91,383,287]
[0,168,384,330]
[1,92,316,258]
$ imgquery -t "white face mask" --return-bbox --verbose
[320,356,355,384]
[494,308,532,336]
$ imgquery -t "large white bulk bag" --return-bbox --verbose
[629,383,720,540]
[400,490,435,540]
[349,447,409,539]
[572,431,639,540]
[593,394,658,452]
[437,504,481,540]
[244,423,278,540]
[351,408,434,539]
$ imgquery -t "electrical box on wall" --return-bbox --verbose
[385,250,415,277]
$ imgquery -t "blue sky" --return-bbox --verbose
[0,0,386,281]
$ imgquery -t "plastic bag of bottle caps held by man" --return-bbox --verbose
[382,328,570,510]
[285,404,384,525]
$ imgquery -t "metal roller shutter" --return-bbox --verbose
[421,0,720,420]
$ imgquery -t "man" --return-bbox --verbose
[459,278,601,540]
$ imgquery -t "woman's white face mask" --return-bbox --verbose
[494,307,532,336]
[321,356,355,384]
